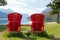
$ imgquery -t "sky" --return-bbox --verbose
[0,0,51,15]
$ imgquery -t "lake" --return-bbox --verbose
[0,18,31,25]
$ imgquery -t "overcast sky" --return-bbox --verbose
[0,0,51,15]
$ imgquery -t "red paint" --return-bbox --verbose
[7,12,22,32]
[30,14,45,34]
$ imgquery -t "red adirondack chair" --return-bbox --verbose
[30,14,45,34]
[7,12,22,32]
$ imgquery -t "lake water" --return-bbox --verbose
[0,18,31,25]
[0,20,8,25]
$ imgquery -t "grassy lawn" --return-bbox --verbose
[0,23,60,40]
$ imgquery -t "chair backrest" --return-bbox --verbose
[30,14,45,23]
[8,12,22,22]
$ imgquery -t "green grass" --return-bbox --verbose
[0,23,60,40]
[0,25,7,32]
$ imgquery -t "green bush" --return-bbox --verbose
[3,30,24,38]
[25,31,31,37]
[33,31,44,36]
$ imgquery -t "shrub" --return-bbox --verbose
[25,31,31,37]
[3,30,24,38]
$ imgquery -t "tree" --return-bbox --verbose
[0,0,7,6]
[47,0,60,23]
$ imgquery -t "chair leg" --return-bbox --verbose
[41,27,44,34]
[31,27,34,34]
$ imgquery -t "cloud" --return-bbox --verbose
[0,0,46,16]
[0,5,46,15]
[25,8,45,15]
[17,0,37,3]
[7,0,28,7]
[30,0,37,2]
[17,2,28,7]
[0,6,9,9]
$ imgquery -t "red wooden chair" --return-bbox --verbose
[7,12,22,32]
[30,13,45,34]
